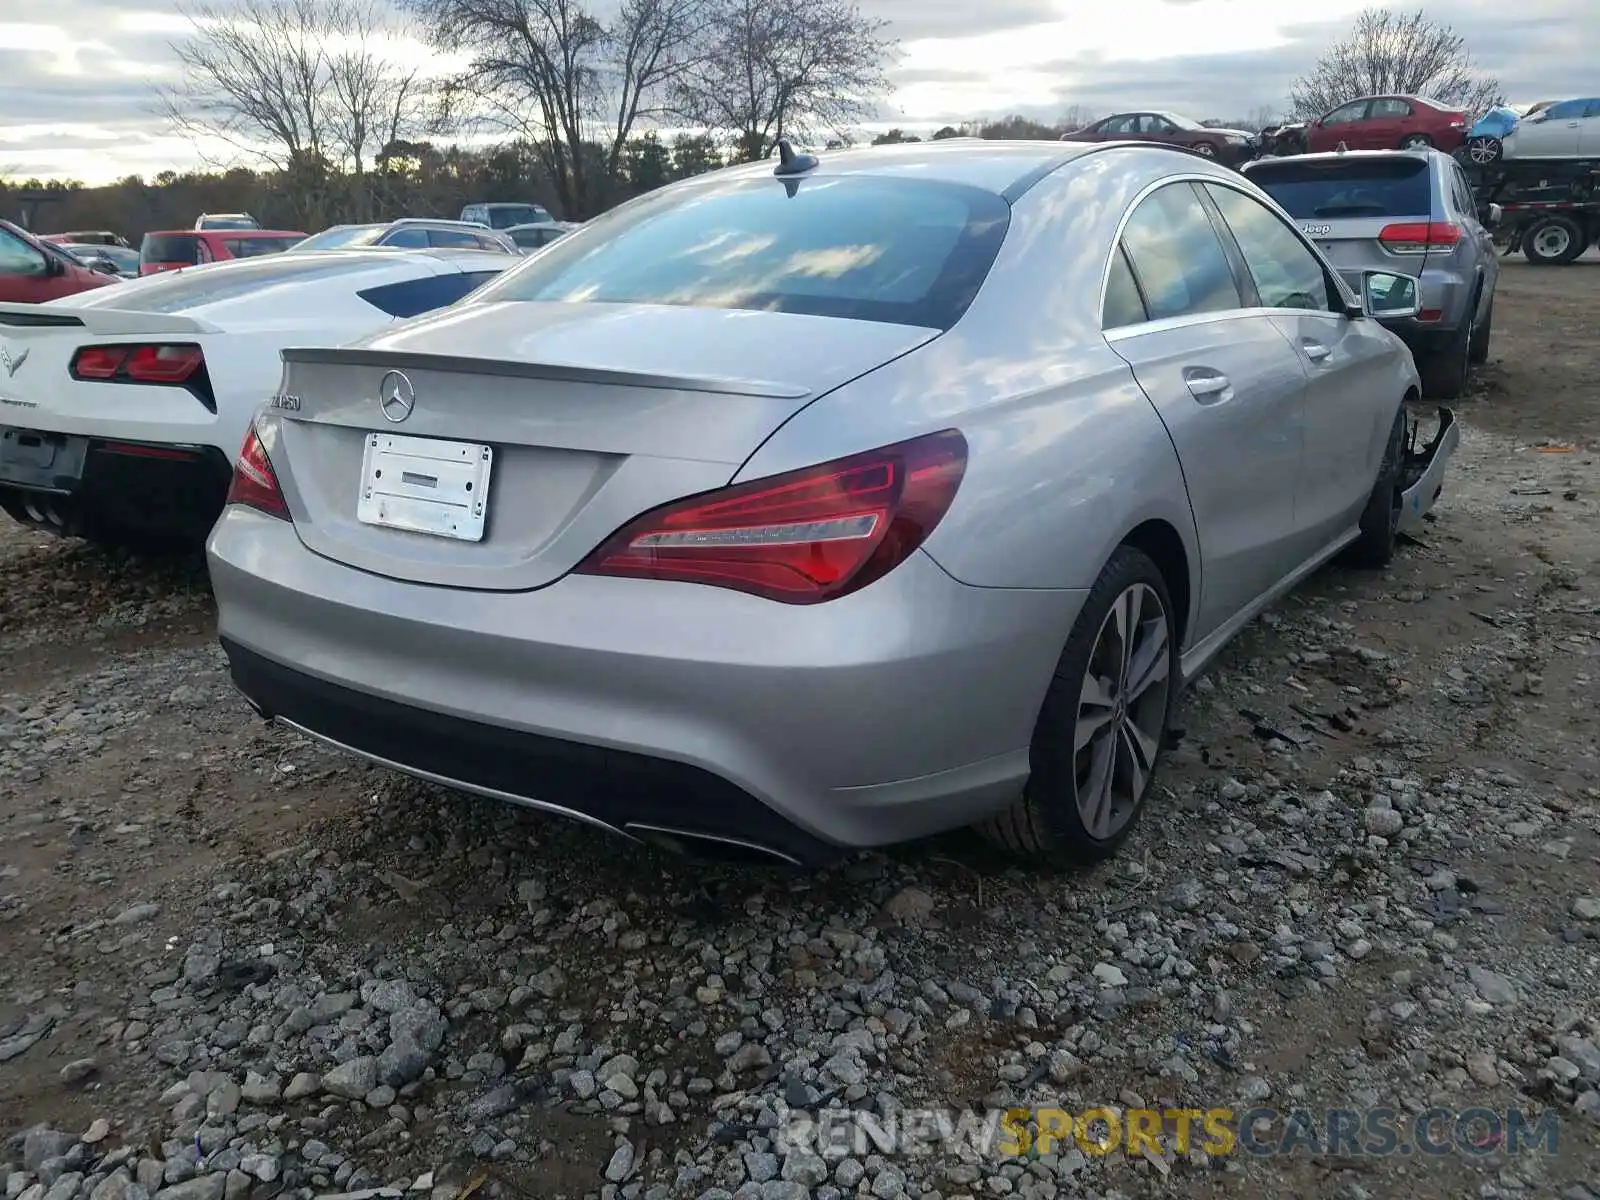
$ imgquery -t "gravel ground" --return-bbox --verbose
[3,259,1599,1200]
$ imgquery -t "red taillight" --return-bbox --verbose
[225,422,290,521]
[1378,221,1462,253]
[70,343,204,384]
[574,430,968,604]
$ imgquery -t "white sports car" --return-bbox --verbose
[0,248,514,547]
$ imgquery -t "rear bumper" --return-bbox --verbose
[0,427,232,542]
[207,508,1083,857]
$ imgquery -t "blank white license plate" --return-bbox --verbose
[356,432,493,542]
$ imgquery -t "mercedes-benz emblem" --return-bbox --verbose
[378,369,415,423]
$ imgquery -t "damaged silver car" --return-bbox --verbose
[208,140,1458,868]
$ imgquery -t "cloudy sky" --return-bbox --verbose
[0,0,1591,183]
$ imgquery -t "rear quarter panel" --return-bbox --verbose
[733,149,1202,604]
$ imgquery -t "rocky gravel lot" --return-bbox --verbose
[3,259,1599,1200]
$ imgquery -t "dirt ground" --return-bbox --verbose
[2,259,1598,1200]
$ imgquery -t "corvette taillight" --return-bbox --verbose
[574,430,968,604]
[71,343,204,383]
[225,421,290,520]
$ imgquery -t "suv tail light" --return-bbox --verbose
[225,421,290,520]
[1379,221,1462,254]
[574,430,968,604]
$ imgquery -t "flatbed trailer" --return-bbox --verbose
[1465,158,1600,264]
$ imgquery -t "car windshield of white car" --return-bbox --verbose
[60,256,393,313]
[472,176,1011,331]
[1248,158,1430,220]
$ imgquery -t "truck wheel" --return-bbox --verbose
[1522,215,1586,264]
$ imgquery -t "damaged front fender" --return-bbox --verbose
[1397,405,1458,536]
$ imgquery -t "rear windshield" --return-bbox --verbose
[1247,158,1431,220]
[483,205,548,229]
[142,233,199,264]
[473,176,1011,331]
[223,235,303,257]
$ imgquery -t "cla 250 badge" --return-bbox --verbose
[1302,223,1332,236]
[271,393,301,411]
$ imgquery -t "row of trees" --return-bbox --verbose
[8,5,1504,238]
[149,0,890,227]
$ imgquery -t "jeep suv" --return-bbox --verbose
[1243,148,1499,399]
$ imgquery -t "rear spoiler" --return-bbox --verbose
[0,303,219,337]
[282,346,812,400]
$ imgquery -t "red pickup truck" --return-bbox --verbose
[0,219,116,303]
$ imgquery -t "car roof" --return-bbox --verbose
[1244,148,1440,169]
[692,139,1108,198]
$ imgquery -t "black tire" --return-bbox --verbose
[1400,133,1434,149]
[1346,409,1405,569]
[979,546,1177,864]
[1522,215,1586,265]
[1469,295,1493,364]
[1420,314,1472,400]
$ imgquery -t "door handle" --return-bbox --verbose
[1182,367,1232,402]
[1302,340,1331,362]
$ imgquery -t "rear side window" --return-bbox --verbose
[427,229,481,248]
[383,227,430,248]
[358,270,502,318]
[1247,158,1432,220]
[1369,98,1412,118]
[142,233,199,264]
[1101,247,1147,329]
[473,177,1010,331]
[1119,183,1242,322]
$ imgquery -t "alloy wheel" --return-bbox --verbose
[1467,137,1500,165]
[1074,583,1171,839]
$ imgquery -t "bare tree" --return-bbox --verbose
[1289,7,1502,121]
[408,0,714,218]
[675,0,894,162]
[157,0,443,226]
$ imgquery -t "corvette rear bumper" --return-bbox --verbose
[0,426,231,543]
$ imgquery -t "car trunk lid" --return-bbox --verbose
[267,300,939,591]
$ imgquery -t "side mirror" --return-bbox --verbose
[1361,270,1420,319]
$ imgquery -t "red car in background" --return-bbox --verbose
[138,227,307,275]
[0,219,116,304]
[1305,95,1469,154]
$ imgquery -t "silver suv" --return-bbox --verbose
[1243,148,1499,398]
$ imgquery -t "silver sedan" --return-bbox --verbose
[206,138,1457,866]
